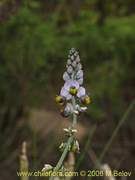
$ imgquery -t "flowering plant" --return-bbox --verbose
[43,48,91,179]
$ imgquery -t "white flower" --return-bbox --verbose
[77,78,83,85]
[69,48,76,55]
[76,63,82,71]
[63,72,70,81]
[77,87,86,98]
[60,87,72,100]
[76,70,83,84]
[70,55,74,61]
[76,55,80,63]
[61,103,74,117]
[60,80,80,100]
[67,65,73,74]
[72,61,77,67]
[64,103,74,113]
[67,59,71,65]
[76,70,83,79]
[56,48,90,119]
[64,80,80,91]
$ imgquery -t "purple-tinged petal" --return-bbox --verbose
[64,81,71,91]
[65,103,74,113]
[76,55,80,63]
[63,72,70,81]
[76,63,82,71]
[67,66,73,74]
[64,80,79,90]
[66,94,72,100]
[77,87,86,98]
[70,81,80,89]
[60,87,72,100]
[60,87,69,97]
[72,61,77,67]
[77,78,83,85]
[76,70,83,79]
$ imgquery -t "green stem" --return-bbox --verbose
[72,97,77,127]
[49,97,77,180]
[88,100,135,180]
[99,99,135,163]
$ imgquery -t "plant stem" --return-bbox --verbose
[49,97,77,180]
[88,100,135,180]
[72,97,77,127]
[99,99,135,163]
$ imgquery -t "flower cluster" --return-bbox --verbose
[55,48,91,117]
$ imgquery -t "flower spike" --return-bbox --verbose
[44,49,92,180]
[56,48,91,117]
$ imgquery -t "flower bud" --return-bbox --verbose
[55,95,65,105]
[67,65,73,74]
[60,108,70,117]
[76,55,80,63]
[81,96,91,105]
[72,61,77,68]
[67,59,71,65]
[76,63,82,71]
[71,140,80,153]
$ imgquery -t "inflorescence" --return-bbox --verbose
[55,48,91,118]
[43,48,91,175]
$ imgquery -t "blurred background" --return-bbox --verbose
[0,0,135,180]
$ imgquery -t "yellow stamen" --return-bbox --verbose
[69,87,77,95]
